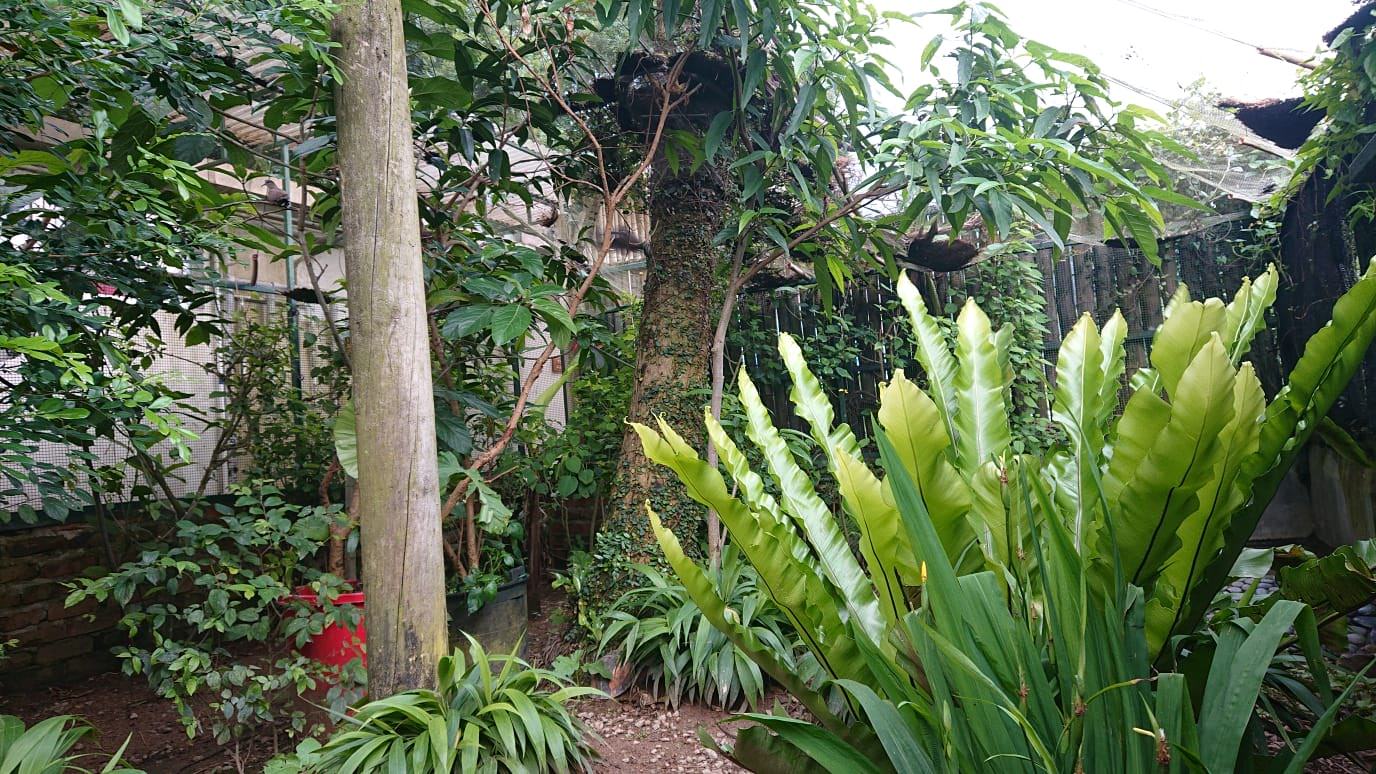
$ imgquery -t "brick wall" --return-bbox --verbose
[0,523,124,689]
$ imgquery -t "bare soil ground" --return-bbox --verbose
[6,586,1364,773]
[0,585,745,773]
[0,669,304,773]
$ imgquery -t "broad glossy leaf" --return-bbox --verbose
[1113,337,1236,588]
[952,298,1011,467]
[895,273,959,450]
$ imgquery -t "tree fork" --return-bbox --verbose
[333,0,448,694]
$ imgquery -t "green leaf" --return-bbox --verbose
[835,680,936,772]
[441,306,494,339]
[895,273,960,449]
[1112,338,1236,589]
[333,401,357,479]
[732,714,885,774]
[704,111,734,161]
[952,298,1012,467]
[1187,259,1376,634]
[488,305,532,346]
[1198,601,1307,774]
[645,507,839,729]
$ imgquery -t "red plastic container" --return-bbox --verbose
[286,586,367,667]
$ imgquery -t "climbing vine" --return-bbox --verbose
[728,258,1052,454]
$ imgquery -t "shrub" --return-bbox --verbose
[311,637,602,773]
[0,714,140,774]
[65,483,364,744]
[599,546,802,709]
[635,262,1376,770]
[551,549,599,641]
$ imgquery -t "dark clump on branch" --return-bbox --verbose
[902,222,981,272]
[592,50,739,136]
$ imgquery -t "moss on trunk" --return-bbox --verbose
[589,161,732,598]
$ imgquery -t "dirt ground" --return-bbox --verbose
[527,584,747,772]
[4,587,1366,773]
[0,669,302,772]
[0,586,745,773]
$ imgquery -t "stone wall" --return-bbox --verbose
[0,523,124,689]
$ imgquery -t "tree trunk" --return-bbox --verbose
[592,161,732,596]
[333,0,448,695]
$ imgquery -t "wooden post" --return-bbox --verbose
[334,0,449,695]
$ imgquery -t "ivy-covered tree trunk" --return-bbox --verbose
[334,0,448,694]
[593,161,731,595]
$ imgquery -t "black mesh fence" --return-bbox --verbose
[726,216,1279,438]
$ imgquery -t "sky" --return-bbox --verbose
[877,0,1359,110]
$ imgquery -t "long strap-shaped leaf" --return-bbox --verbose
[952,298,1012,468]
[1198,600,1306,774]
[702,409,797,555]
[779,332,862,459]
[781,331,930,628]
[1096,311,1128,431]
[1148,364,1265,654]
[737,368,889,648]
[877,372,973,562]
[1052,314,1106,550]
[644,506,843,733]
[1150,297,1227,398]
[1112,337,1236,588]
[632,419,867,682]
[1222,265,1279,362]
[896,273,960,454]
[777,333,912,627]
[1186,258,1376,634]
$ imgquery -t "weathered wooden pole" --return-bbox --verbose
[333,0,448,694]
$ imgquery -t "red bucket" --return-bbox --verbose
[286,586,366,667]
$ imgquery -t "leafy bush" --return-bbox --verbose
[213,312,349,504]
[0,714,140,774]
[599,547,801,709]
[551,549,600,641]
[634,262,1376,770]
[66,483,363,743]
[311,637,601,773]
[524,304,638,504]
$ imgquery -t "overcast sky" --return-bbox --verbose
[877,0,1358,109]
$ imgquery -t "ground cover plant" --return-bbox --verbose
[65,483,364,746]
[303,638,601,774]
[634,262,1376,770]
[0,714,140,774]
[598,546,805,709]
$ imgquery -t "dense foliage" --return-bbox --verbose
[305,639,601,773]
[599,547,802,709]
[66,483,363,744]
[635,261,1376,770]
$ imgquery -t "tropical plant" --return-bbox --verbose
[551,549,600,641]
[212,311,350,505]
[0,714,141,774]
[0,0,334,523]
[594,0,1185,590]
[311,637,602,774]
[632,259,1376,770]
[599,546,802,709]
[65,483,362,744]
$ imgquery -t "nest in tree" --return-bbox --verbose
[592,50,740,136]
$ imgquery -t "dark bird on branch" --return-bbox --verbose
[607,227,650,256]
[902,222,981,273]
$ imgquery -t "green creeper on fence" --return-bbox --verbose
[632,260,1376,771]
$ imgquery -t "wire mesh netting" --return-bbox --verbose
[2,286,343,514]
[728,218,1277,438]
